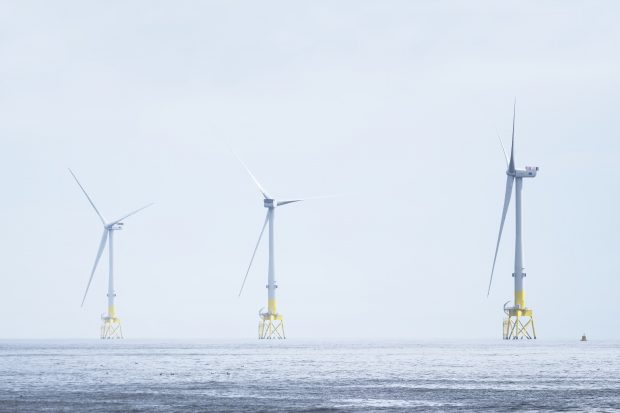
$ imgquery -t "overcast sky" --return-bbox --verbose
[1,1,618,339]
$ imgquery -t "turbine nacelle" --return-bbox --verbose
[107,222,124,230]
[509,166,539,178]
[264,199,277,208]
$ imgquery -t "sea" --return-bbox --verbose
[0,340,618,412]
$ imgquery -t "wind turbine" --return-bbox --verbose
[70,169,152,339]
[487,103,539,340]
[236,156,324,339]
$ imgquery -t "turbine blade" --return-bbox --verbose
[81,229,109,306]
[276,199,302,206]
[238,211,270,297]
[487,175,514,297]
[496,130,509,168]
[508,101,516,173]
[234,152,271,199]
[69,169,106,226]
[110,203,154,225]
[277,194,343,206]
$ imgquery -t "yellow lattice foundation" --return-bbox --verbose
[503,307,536,339]
[101,316,123,339]
[258,313,285,339]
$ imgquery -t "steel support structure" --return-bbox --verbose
[503,307,536,339]
[259,314,285,339]
[100,316,123,339]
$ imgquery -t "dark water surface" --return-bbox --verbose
[0,340,618,412]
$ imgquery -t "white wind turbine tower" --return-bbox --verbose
[487,103,539,340]
[70,169,153,339]
[236,156,327,339]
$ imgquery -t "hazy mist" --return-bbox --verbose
[1,1,618,339]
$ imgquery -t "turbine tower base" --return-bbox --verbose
[100,316,123,339]
[258,314,285,339]
[503,307,536,339]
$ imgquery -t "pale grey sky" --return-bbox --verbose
[1,1,618,339]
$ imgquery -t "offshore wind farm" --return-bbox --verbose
[1,1,620,412]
